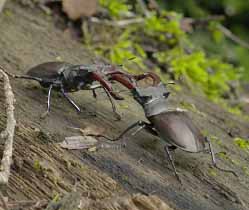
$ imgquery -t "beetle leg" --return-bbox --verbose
[164,145,182,184]
[131,124,146,136]
[206,137,238,177]
[47,84,53,112]
[143,123,159,137]
[114,121,158,141]
[102,86,122,121]
[89,84,102,98]
[112,121,147,141]
[92,89,97,98]
[40,84,53,118]
[83,121,148,143]
[61,88,81,112]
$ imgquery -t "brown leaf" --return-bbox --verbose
[59,136,98,150]
[62,0,97,20]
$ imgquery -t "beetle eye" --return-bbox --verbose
[163,92,170,98]
[142,96,152,101]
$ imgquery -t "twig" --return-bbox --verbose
[180,15,225,32]
[136,0,150,17]
[0,0,7,13]
[0,67,16,185]
[180,16,249,49]
[217,24,249,50]
[89,17,144,27]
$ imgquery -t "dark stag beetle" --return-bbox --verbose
[108,72,237,183]
[2,62,132,119]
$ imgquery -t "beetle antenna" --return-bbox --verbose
[205,137,238,177]
[0,66,42,82]
[101,86,122,120]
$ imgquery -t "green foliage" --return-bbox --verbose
[203,58,240,101]
[163,0,249,82]
[154,48,240,101]
[109,28,146,70]
[164,0,249,17]
[208,22,224,44]
[236,47,249,81]
[144,12,184,45]
[94,0,247,112]
[99,0,131,18]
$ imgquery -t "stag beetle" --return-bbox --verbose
[3,62,132,119]
[107,72,237,183]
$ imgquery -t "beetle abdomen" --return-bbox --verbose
[27,62,71,80]
[148,111,205,153]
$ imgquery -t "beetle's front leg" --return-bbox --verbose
[61,87,81,112]
[164,145,182,184]
[89,84,121,120]
[40,84,53,119]
[102,86,122,121]
[113,121,154,141]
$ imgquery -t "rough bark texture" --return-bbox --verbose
[45,192,173,210]
[0,68,16,185]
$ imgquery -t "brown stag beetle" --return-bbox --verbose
[2,62,132,119]
[107,72,237,183]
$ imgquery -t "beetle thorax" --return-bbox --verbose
[132,83,170,117]
[60,65,92,91]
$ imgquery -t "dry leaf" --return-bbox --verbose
[59,136,98,150]
[62,0,97,20]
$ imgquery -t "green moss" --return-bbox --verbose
[210,136,223,146]
[217,152,228,160]
[179,101,206,116]
[208,169,217,177]
[122,175,129,182]
[234,137,249,150]
[3,9,13,17]
[33,160,42,172]
[118,102,129,110]
[51,192,60,202]
[242,166,249,176]
[217,152,240,166]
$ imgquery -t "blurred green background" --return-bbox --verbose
[162,0,249,81]
[85,0,249,115]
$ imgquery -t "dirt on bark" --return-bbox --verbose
[0,1,249,210]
